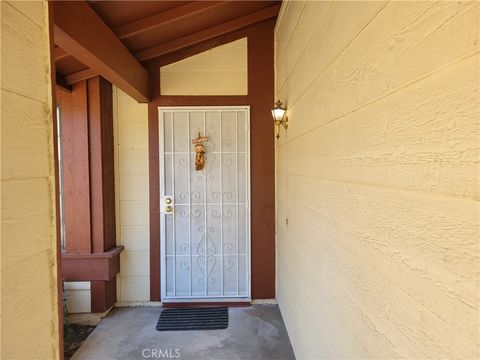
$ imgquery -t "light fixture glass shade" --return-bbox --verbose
[271,100,286,121]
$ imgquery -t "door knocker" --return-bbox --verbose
[192,132,208,171]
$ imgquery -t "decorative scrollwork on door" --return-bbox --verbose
[160,108,249,298]
[196,226,216,285]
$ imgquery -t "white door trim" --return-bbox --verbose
[158,106,251,302]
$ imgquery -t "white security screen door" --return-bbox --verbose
[158,106,250,301]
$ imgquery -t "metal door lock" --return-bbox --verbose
[163,196,174,214]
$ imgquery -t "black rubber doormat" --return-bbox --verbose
[156,307,228,331]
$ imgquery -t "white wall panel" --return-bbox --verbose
[113,87,150,302]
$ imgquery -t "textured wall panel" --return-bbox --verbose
[1,1,60,358]
[275,1,479,358]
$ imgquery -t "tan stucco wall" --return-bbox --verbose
[113,87,151,303]
[160,38,247,95]
[1,1,60,359]
[275,1,479,359]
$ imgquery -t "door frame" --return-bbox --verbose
[158,106,251,303]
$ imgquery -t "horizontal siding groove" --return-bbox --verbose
[1,175,52,183]
[0,88,48,105]
[277,172,480,203]
[284,195,477,345]
[277,1,478,145]
[276,1,389,98]
[3,1,43,29]
[273,0,291,36]
[277,51,479,148]
[275,2,334,93]
[420,0,474,41]
[118,172,149,176]
[120,250,149,253]
[283,216,477,356]
[1,249,51,270]
[275,1,313,74]
[275,1,307,61]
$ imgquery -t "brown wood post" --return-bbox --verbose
[247,26,276,299]
[59,81,92,254]
[88,77,116,253]
[58,76,123,312]
[147,62,161,301]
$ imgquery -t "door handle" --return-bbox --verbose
[165,205,173,213]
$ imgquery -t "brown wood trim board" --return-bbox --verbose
[62,246,124,282]
[147,23,276,302]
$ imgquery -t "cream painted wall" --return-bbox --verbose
[275,1,479,359]
[1,0,60,358]
[160,38,247,95]
[113,87,151,303]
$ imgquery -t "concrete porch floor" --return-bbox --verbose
[71,305,296,360]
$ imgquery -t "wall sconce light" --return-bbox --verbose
[272,100,288,139]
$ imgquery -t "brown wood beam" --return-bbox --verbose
[114,1,225,40]
[135,4,281,61]
[56,74,72,93]
[145,19,275,69]
[65,69,97,85]
[53,1,149,102]
[54,46,70,62]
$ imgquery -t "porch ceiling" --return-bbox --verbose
[53,0,281,101]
